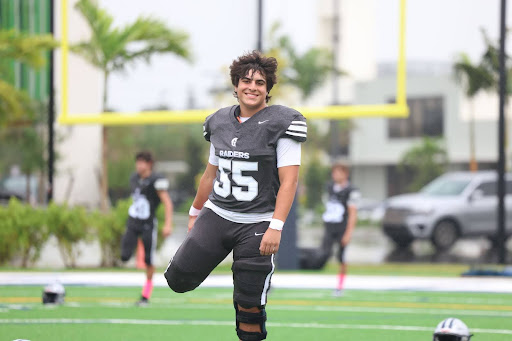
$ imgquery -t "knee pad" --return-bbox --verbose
[234,302,267,341]
[164,263,200,293]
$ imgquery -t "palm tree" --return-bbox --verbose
[267,23,342,103]
[453,52,494,171]
[72,0,191,211]
[0,29,57,126]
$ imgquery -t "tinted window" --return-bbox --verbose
[508,180,512,194]
[476,182,497,196]
[388,96,444,138]
[421,177,471,196]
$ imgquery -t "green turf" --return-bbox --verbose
[1,285,511,340]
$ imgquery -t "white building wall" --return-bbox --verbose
[351,165,387,200]
[351,75,498,166]
[54,0,102,207]
[312,0,376,106]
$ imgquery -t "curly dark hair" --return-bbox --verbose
[135,150,154,163]
[229,51,278,103]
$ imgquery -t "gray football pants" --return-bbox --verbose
[164,208,274,308]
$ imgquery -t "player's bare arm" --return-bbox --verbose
[157,190,174,237]
[341,205,357,246]
[188,162,218,231]
[260,165,299,256]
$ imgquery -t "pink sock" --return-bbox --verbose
[337,274,345,291]
[142,280,153,299]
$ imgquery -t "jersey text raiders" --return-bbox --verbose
[203,105,307,214]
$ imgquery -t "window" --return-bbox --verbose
[388,97,444,138]
[421,177,471,196]
[476,182,497,197]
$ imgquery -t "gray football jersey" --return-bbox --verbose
[204,105,307,213]
[127,172,169,224]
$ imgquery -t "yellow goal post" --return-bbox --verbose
[58,0,408,125]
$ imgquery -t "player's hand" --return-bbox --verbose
[259,228,281,256]
[341,232,351,246]
[188,215,197,232]
[163,223,173,238]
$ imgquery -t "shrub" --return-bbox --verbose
[46,202,90,268]
[90,198,130,267]
[8,198,49,267]
[0,202,18,265]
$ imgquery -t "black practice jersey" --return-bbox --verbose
[322,182,360,226]
[127,172,169,224]
[204,105,307,214]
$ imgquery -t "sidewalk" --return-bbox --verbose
[1,272,511,293]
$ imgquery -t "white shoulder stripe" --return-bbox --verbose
[288,125,307,133]
[291,120,307,125]
[203,131,208,136]
[286,131,307,138]
[154,178,169,190]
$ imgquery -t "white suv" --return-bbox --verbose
[382,171,512,250]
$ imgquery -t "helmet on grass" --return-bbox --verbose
[42,282,65,305]
[433,318,472,341]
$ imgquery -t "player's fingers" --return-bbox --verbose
[260,242,271,256]
[260,243,269,255]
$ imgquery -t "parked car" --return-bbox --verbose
[382,171,512,251]
[0,189,23,205]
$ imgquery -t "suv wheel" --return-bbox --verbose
[431,220,458,251]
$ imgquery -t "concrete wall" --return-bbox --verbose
[54,0,102,207]
[351,165,387,200]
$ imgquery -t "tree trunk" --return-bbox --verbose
[469,99,478,172]
[100,71,110,212]
[25,173,31,203]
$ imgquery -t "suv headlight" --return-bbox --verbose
[411,206,435,216]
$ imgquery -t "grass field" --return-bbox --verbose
[1,285,512,340]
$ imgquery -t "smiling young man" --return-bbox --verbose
[165,51,307,340]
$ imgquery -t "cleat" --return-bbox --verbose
[136,296,149,307]
[332,289,344,297]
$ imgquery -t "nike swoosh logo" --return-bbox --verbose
[254,232,265,236]
[258,120,269,124]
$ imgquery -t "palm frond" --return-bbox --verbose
[0,29,58,68]
[72,0,191,75]
[0,80,34,125]
[453,52,494,97]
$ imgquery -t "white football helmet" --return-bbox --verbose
[42,282,65,305]
[433,318,472,341]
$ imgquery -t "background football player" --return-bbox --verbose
[165,51,307,340]
[321,161,360,297]
[121,151,173,306]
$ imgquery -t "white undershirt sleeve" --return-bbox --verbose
[209,143,219,166]
[276,138,302,168]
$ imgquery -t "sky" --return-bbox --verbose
[94,0,512,112]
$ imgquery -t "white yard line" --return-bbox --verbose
[1,272,511,293]
[0,318,511,335]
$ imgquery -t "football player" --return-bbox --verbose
[321,161,360,297]
[165,51,307,340]
[121,151,173,306]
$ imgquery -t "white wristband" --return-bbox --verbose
[269,218,284,231]
[189,206,201,217]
